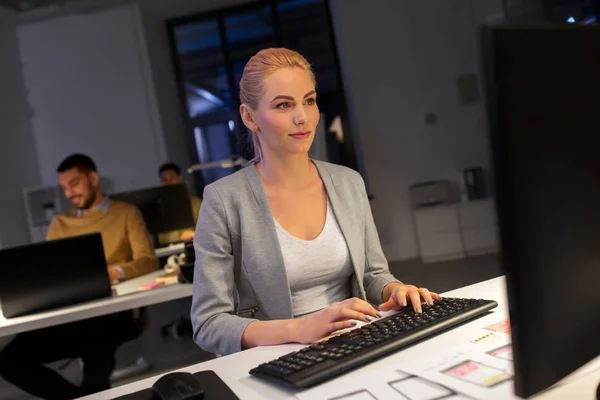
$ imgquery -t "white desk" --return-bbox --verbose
[82,276,600,400]
[0,270,192,337]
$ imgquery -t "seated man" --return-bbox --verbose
[0,154,159,399]
[157,162,202,245]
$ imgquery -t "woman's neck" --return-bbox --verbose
[256,153,315,188]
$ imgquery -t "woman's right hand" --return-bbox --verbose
[292,297,381,344]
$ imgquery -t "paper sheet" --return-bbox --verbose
[295,317,600,400]
[296,329,515,400]
[392,334,517,400]
[483,319,511,334]
[296,368,475,400]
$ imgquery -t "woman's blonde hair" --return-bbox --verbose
[239,48,316,161]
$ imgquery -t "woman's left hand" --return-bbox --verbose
[379,283,440,313]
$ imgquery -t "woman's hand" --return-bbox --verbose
[292,297,381,344]
[379,283,440,313]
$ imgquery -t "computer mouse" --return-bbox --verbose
[152,372,205,400]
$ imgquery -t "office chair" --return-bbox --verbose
[58,308,150,383]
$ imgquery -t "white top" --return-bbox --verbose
[274,200,353,317]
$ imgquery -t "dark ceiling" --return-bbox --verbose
[0,0,68,12]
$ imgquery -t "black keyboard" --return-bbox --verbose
[250,297,498,389]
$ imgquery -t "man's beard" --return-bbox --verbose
[74,192,97,210]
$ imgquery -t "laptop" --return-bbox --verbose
[0,233,113,318]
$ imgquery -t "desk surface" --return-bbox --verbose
[0,270,192,337]
[81,276,600,400]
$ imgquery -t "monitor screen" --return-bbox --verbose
[483,23,600,397]
[110,184,194,243]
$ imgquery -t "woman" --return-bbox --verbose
[191,48,439,356]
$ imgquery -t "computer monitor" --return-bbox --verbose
[0,233,111,318]
[482,23,600,397]
[110,184,194,245]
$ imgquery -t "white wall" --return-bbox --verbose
[0,6,42,248]
[330,0,503,261]
[139,6,191,177]
[137,0,254,185]
[17,3,167,193]
[16,0,254,193]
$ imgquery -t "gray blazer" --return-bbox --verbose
[191,160,399,355]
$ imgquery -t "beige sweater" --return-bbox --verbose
[47,200,159,280]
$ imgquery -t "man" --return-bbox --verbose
[157,162,202,244]
[0,154,159,399]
